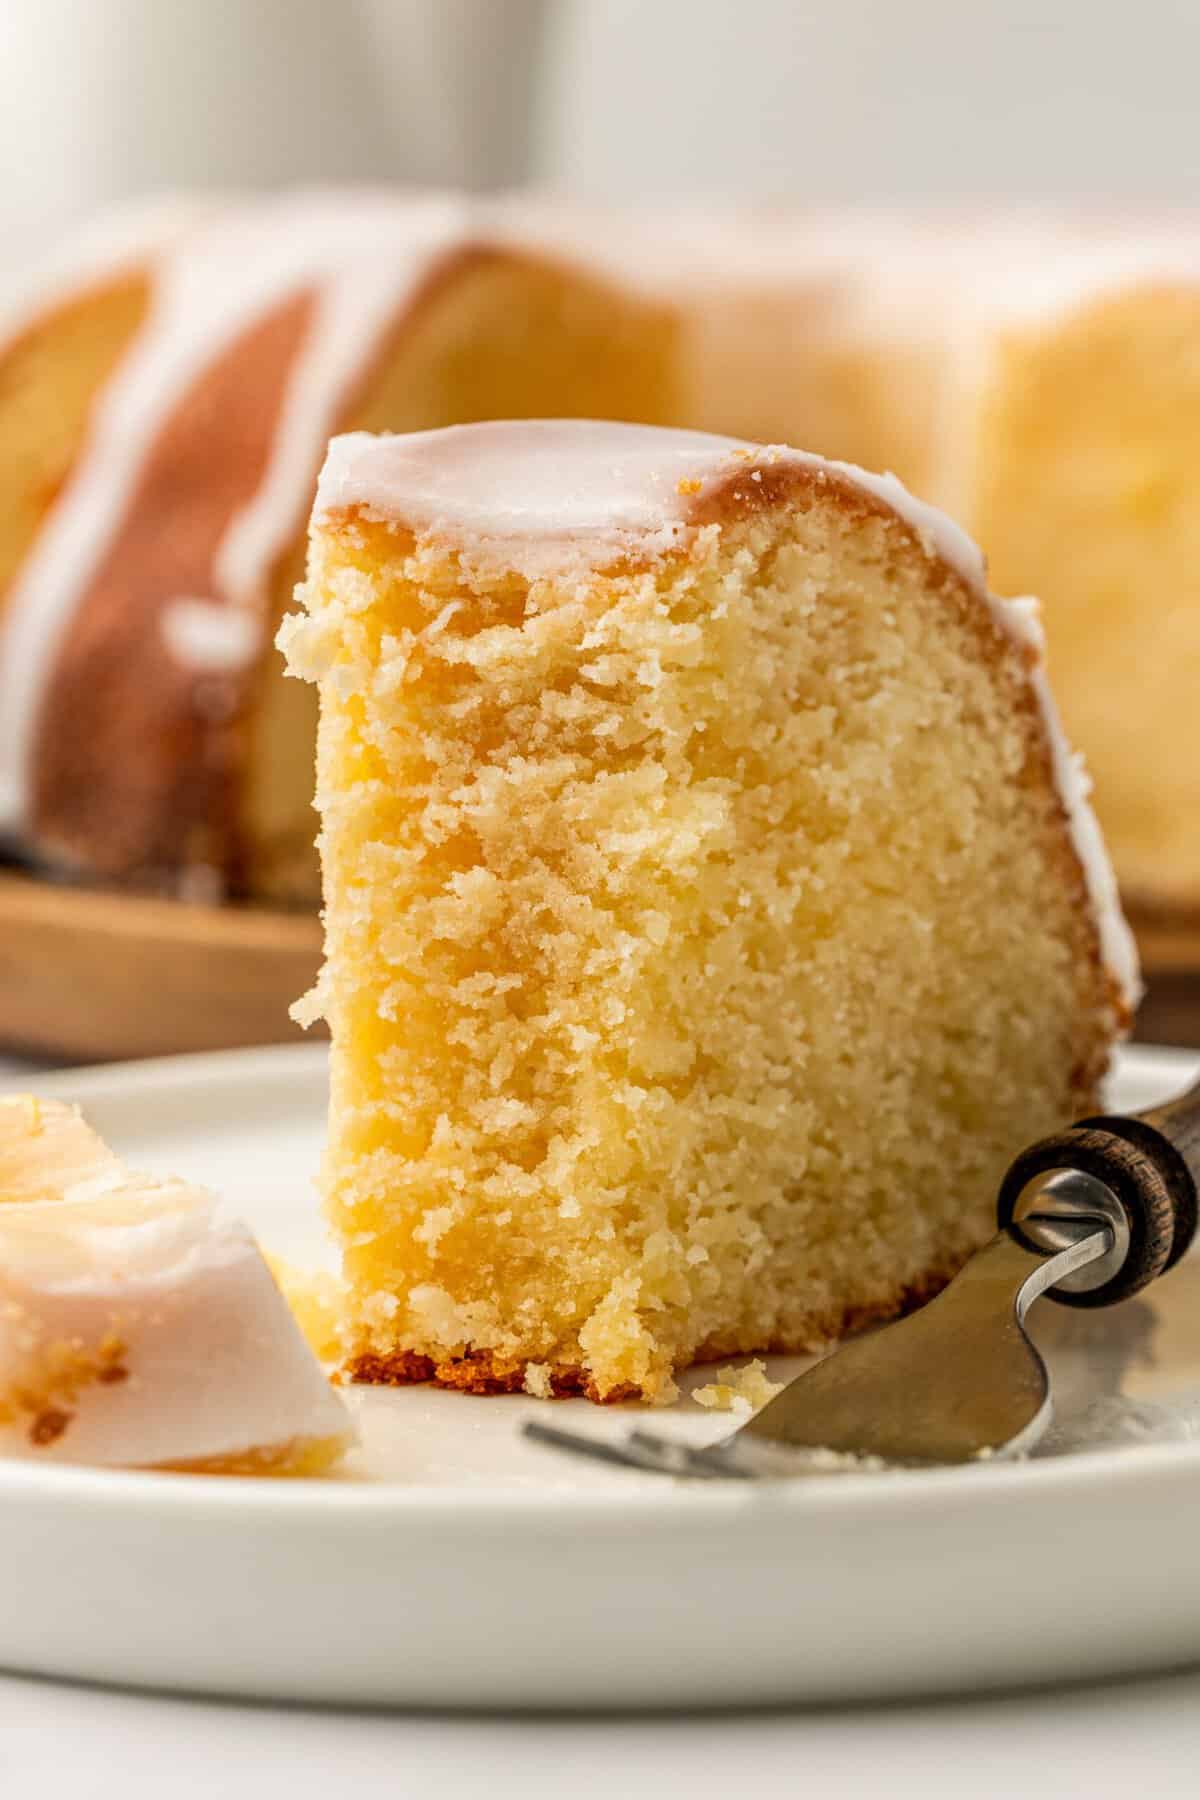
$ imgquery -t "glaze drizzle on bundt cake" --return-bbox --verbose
[0,194,676,900]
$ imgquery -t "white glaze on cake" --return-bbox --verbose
[955,216,1200,330]
[315,419,990,580]
[160,598,263,675]
[0,192,498,836]
[0,194,219,355]
[0,1166,352,1469]
[313,419,1140,1012]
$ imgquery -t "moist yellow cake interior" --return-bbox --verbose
[0,275,151,605]
[971,285,1200,911]
[297,484,1113,1402]
[242,253,678,902]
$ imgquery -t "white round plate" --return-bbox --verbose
[3,1042,1200,1709]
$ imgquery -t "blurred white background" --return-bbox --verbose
[2,0,1199,260]
[539,0,1200,203]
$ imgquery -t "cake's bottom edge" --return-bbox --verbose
[347,1347,639,1405]
[343,1253,969,1405]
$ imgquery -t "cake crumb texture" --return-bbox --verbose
[265,1254,347,1365]
[693,1358,785,1415]
[286,434,1120,1402]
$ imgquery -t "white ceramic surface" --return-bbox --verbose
[1,1041,1199,1708]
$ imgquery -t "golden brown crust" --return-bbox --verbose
[691,454,901,534]
[348,1346,640,1404]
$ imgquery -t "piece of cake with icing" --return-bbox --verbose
[0,1095,353,1470]
[285,419,1134,1404]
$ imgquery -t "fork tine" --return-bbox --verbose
[625,1428,753,1478]
[521,1421,661,1473]
[524,1420,754,1480]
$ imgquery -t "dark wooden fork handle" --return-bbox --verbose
[995,1074,1200,1309]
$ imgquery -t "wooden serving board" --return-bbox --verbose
[0,871,324,1063]
[1122,911,1200,1048]
[1128,913,1200,978]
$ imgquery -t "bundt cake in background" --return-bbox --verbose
[0,192,678,904]
[282,421,1133,1400]
[661,212,1200,924]
[1,194,1197,960]
[950,232,1200,920]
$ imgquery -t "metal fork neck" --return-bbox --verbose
[1009,1166,1130,1295]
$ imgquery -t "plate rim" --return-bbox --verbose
[3,1413,1200,1520]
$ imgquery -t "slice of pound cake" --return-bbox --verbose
[281,421,1137,1403]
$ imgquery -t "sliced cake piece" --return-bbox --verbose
[0,1095,353,1470]
[281,420,1136,1404]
